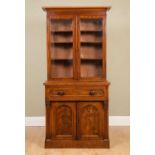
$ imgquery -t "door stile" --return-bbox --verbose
[73,16,77,80]
[47,14,52,80]
[102,15,107,79]
[76,16,81,80]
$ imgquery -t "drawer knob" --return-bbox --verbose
[57,91,65,96]
[89,90,96,96]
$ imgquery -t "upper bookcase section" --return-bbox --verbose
[42,7,111,15]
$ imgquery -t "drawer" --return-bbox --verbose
[78,87,105,96]
[46,87,77,97]
[46,86,107,101]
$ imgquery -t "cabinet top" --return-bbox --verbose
[42,6,111,12]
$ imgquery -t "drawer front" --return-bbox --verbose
[78,87,105,96]
[46,86,107,101]
[46,87,77,96]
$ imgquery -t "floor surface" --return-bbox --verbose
[25,127,130,155]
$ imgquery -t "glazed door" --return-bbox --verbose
[77,16,106,80]
[51,102,76,139]
[77,102,104,140]
[48,16,76,79]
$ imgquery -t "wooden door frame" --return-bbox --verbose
[76,15,106,81]
[47,14,77,80]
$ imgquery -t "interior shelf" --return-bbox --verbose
[81,42,102,44]
[51,62,73,78]
[80,30,102,33]
[80,18,102,31]
[51,42,73,45]
[80,61,103,78]
[51,19,73,32]
[81,58,102,61]
[51,59,73,61]
[51,30,72,33]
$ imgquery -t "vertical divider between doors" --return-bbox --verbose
[76,16,80,140]
[73,16,77,80]
[76,16,81,80]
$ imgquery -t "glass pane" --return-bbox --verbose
[80,18,103,78]
[50,19,73,78]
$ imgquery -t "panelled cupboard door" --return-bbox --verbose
[78,16,106,79]
[47,15,76,79]
[51,102,76,140]
[77,102,104,140]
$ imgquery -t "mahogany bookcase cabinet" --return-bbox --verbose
[43,7,111,148]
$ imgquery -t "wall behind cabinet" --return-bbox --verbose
[25,0,130,116]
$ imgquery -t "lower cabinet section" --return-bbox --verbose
[45,101,109,148]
